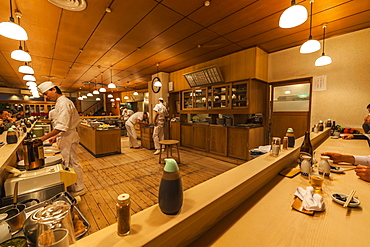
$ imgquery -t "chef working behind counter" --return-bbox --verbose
[37,81,86,197]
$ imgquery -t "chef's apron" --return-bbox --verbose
[59,129,85,192]
[153,119,165,150]
[125,121,139,148]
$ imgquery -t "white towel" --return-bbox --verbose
[294,187,326,211]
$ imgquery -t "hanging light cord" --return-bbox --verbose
[322,24,327,55]
[308,0,314,39]
[9,0,14,22]
[110,67,113,84]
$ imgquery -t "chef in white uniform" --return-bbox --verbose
[125,112,148,148]
[153,98,168,155]
[38,81,85,197]
[120,108,134,121]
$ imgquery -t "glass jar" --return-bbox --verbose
[117,194,131,236]
[270,137,281,156]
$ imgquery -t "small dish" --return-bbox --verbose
[330,136,340,139]
[330,165,344,173]
[331,193,360,207]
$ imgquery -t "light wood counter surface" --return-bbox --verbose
[193,137,370,247]
[73,130,333,246]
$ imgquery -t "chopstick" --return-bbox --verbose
[343,167,357,171]
[343,189,356,208]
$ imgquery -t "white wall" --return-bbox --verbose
[268,28,370,129]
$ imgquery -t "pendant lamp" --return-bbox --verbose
[153,63,162,87]
[0,4,28,41]
[279,0,308,28]
[315,24,332,66]
[133,83,138,95]
[26,81,36,87]
[82,95,87,99]
[108,94,113,98]
[124,95,129,99]
[116,97,121,101]
[93,78,99,94]
[300,0,320,54]
[99,73,106,92]
[96,97,101,101]
[19,63,34,74]
[11,41,31,61]
[78,97,83,100]
[108,67,116,89]
[110,99,115,102]
[23,74,35,81]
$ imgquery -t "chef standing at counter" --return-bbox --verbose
[37,81,85,197]
[153,98,168,155]
[125,112,148,149]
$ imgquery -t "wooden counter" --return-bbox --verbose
[78,124,121,157]
[73,130,331,247]
[193,137,370,246]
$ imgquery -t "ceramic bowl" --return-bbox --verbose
[331,193,360,207]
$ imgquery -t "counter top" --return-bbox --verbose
[193,137,370,247]
[181,122,263,128]
[73,130,331,246]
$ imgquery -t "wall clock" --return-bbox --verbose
[152,77,161,93]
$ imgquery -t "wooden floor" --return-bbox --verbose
[75,137,238,235]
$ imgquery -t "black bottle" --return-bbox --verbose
[300,131,313,163]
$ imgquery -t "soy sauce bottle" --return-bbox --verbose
[158,159,183,215]
[6,128,18,144]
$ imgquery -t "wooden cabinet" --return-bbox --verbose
[209,126,227,156]
[227,128,248,160]
[140,126,154,150]
[193,125,208,151]
[181,124,193,147]
[170,122,180,141]
[211,83,231,109]
[179,79,267,113]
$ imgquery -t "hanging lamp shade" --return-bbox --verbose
[315,55,332,66]
[154,79,162,87]
[82,95,87,99]
[87,92,93,97]
[99,87,106,92]
[300,39,320,54]
[96,97,101,101]
[315,23,332,67]
[279,0,308,28]
[0,21,28,40]
[116,97,120,101]
[11,48,31,61]
[19,64,34,74]
[108,94,113,98]
[26,81,36,87]
[124,95,129,99]
[110,99,115,102]
[133,91,139,96]
[108,82,116,89]
[93,89,99,94]
[78,97,83,100]
[23,74,36,81]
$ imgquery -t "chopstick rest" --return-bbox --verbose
[343,190,356,208]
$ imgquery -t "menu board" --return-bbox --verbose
[183,66,223,87]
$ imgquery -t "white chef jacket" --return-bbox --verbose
[127,112,144,125]
[153,103,167,121]
[121,109,134,120]
[54,95,81,132]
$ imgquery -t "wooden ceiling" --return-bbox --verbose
[0,0,369,93]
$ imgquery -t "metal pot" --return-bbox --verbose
[23,138,45,170]
[0,203,26,233]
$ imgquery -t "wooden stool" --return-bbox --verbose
[159,140,180,164]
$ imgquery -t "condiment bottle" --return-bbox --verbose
[313,124,319,133]
[117,194,131,236]
[318,120,324,131]
[282,136,288,149]
[301,155,312,177]
[286,128,295,147]
[299,131,313,163]
[319,155,331,177]
[158,158,183,215]
[270,137,281,156]
[21,122,27,133]
[6,128,18,144]
[326,119,332,127]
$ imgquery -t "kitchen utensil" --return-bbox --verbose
[0,204,26,234]
[23,138,45,170]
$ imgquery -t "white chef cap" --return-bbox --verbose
[38,81,56,94]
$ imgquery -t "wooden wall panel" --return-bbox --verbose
[169,47,268,92]
[271,112,309,141]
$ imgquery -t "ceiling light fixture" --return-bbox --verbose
[110,99,115,102]
[82,95,87,99]
[315,23,332,67]
[300,0,320,54]
[96,97,101,101]
[279,0,308,28]
[108,94,113,98]
[23,74,35,81]
[153,63,162,88]
[26,81,36,87]
[116,97,120,101]
[11,41,31,61]
[133,83,138,95]
[93,78,99,94]
[99,73,106,92]
[78,96,83,100]
[108,67,116,89]
[124,95,129,100]
[0,5,28,41]
[19,63,34,74]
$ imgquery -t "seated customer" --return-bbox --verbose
[363,104,370,134]
[322,152,370,182]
